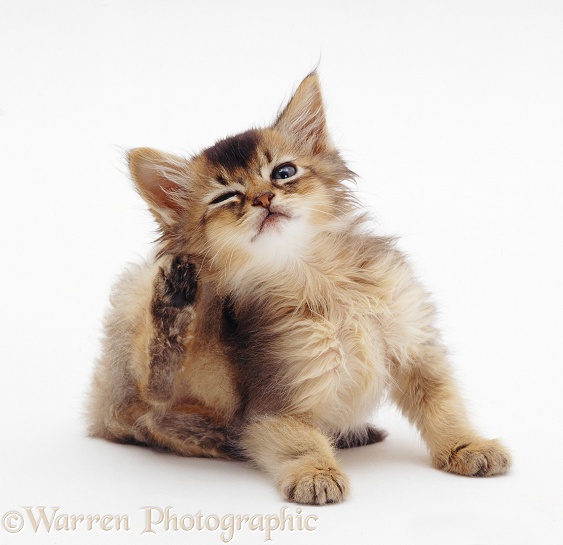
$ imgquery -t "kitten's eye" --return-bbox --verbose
[210,191,240,205]
[272,163,297,180]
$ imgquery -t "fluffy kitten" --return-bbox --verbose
[87,72,511,504]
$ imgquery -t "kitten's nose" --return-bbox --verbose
[253,191,274,208]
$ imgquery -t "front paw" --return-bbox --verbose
[281,464,349,505]
[435,438,512,477]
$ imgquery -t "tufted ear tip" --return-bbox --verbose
[273,72,332,154]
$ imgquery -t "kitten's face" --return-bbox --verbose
[128,73,354,281]
[192,127,341,270]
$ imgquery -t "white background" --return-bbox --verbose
[1,1,562,544]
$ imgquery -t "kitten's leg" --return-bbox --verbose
[335,425,387,449]
[134,256,241,459]
[145,255,198,403]
[390,343,511,476]
[242,415,349,505]
[130,404,244,460]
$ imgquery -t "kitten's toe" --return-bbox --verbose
[435,438,512,477]
[281,465,349,505]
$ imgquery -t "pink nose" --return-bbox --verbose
[253,191,274,208]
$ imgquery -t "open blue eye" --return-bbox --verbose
[272,163,297,180]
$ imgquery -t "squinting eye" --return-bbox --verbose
[272,163,297,180]
[210,191,240,205]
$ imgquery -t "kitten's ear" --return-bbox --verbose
[273,72,332,154]
[128,147,188,227]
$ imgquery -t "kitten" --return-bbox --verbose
[87,72,511,504]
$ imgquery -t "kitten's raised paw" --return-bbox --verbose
[281,466,349,505]
[151,256,198,339]
[160,255,198,308]
[435,438,512,477]
[153,255,197,311]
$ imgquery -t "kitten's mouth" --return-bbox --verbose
[263,211,287,226]
[254,209,291,239]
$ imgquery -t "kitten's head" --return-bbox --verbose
[129,73,356,285]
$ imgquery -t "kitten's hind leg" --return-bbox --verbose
[145,255,198,403]
[132,256,244,460]
[335,425,387,449]
[242,415,349,505]
[133,404,244,460]
[390,343,511,477]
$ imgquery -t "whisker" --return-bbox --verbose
[207,229,242,270]
[300,206,348,223]
[198,229,240,276]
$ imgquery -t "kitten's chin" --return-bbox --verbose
[245,212,313,269]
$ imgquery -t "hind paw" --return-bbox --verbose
[335,425,387,449]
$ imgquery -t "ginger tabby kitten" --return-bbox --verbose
[87,72,511,504]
